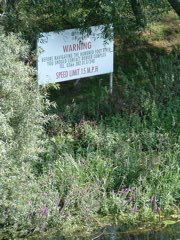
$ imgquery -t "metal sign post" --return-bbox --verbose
[74,78,81,86]
[109,72,113,94]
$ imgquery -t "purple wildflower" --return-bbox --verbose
[157,206,160,214]
[122,187,131,196]
[132,205,137,215]
[154,202,158,212]
[83,187,88,193]
[40,205,48,217]
[127,197,132,203]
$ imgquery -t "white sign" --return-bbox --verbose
[37,25,114,85]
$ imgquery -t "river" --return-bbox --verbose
[50,222,179,240]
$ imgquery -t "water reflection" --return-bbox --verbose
[51,223,180,240]
[92,223,180,240]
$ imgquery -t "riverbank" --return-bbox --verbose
[27,216,180,239]
[0,12,179,240]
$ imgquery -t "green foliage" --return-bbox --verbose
[0,30,47,165]
[0,9,179,238]
[0,30,60,234]
[40,54,179,233]
[0,0,172,45]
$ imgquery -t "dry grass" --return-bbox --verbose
[143,12,180,53]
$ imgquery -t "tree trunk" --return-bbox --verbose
[167,0,180,16]
[130,0,147,28]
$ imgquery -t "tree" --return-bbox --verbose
[167,0,180,16]
[129,0,147,28]
[0,0,177,45]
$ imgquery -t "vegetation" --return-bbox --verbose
[0,0,177,44]
[0,1,179,238]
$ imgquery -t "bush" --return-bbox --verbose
[0,29,60,235]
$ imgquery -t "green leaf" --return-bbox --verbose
[162,220,177,225]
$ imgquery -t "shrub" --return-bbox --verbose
[0,29,60,234]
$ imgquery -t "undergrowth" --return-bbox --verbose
[0,14,179,239]
[41,53,179,236]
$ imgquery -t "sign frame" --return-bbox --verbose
[37,25,114,90]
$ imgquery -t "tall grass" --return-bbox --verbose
[42,54,179,231]
[0,30,179,238]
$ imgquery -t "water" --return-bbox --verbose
[50,223,180,240]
